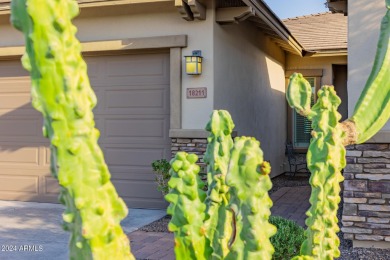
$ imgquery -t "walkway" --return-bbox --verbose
[270,186,311,227]
[128,185,312,260]
[0,201,166,260]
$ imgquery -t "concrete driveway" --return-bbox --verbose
[0,201,166,260]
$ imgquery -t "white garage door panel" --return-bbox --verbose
[0,52,171,208]
[104,118,166,138]
[89,56,169,87]
[107,58,165,77]
[99,87,169,115]
[104,147,166,167]
[44,176,61,195]
[111,180,164,208]
[112,180,162,198]
[0,175,39,193]
[108,171,157,182]
[106,89,165,108]
[0,146,39,165]
[0,118,41,137]
[0,94,31,109]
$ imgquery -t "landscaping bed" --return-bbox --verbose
[139,173,390,259]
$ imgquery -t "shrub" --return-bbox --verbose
[270,216,305,260]
[151,159,171,196]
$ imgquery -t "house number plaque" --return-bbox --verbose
[186,87,207,99]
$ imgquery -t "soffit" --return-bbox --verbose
[216,0,246,8]
[217,0,304,56]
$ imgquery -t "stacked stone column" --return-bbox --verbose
[342,144,390,247]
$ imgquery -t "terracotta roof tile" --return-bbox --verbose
[283,12,347,52]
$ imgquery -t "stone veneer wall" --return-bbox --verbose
[342,143,390,248]
[171,138,208,175]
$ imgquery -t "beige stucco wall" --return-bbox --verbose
[349,0,389,133]
[0,4,215,130]
[213,20,287,177]
[286,54,347,86]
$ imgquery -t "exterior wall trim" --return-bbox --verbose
[0,0,174,15]
[0,35,188,59]
[286,69,323,78]
[170,47,182,129]
[306,50,348,57]
[169,129,209,138]
[169,129,238,138]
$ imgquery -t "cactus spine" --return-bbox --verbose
[166,152,211,259]
[226,137,276,260]
[287,80,345,259]
[203,111,234,259]
[11,0,133,259]
[343,2,390,144]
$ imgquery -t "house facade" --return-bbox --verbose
[327,0,390,249]
[0,0,305,208]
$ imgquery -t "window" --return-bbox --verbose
[293,77,315,148]
[285,69,322,150]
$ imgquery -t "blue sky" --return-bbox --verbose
[263,0,328,19]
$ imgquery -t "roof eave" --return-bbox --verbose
[241,0,304,56]
[304,49,348,57]
[326,0,348,15]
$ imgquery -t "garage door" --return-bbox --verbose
[0,52,171,208]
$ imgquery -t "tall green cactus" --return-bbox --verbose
[203,111,234,259]
[226,137,276,260]
[167,111,276,260]
[11,0,133,259]
[287,81,345,259]
[166,152,211,259]
[287,2,390,259]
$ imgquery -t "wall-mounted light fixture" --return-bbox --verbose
[185,50,203,75]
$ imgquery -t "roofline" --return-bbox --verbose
[241,0,305,56]
[304,49,348,57]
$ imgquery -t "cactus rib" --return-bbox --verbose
[166,152,212,260]
[225,137,276,260]
[203,110,235,259]
[11,0,133,259]
[287,76,345,259]
[347,4,390,144]
[301,86,345,259]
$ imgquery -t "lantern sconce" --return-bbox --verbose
[185,50,203,75]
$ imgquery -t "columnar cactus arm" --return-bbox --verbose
[287,76,345,259]
[299,86,345,259]
[203,110,234,259]
[286,73,314,118]
[225,137,276,260]
[344,3,390,144]
[166,152,212,260]
[11,0,133,259]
